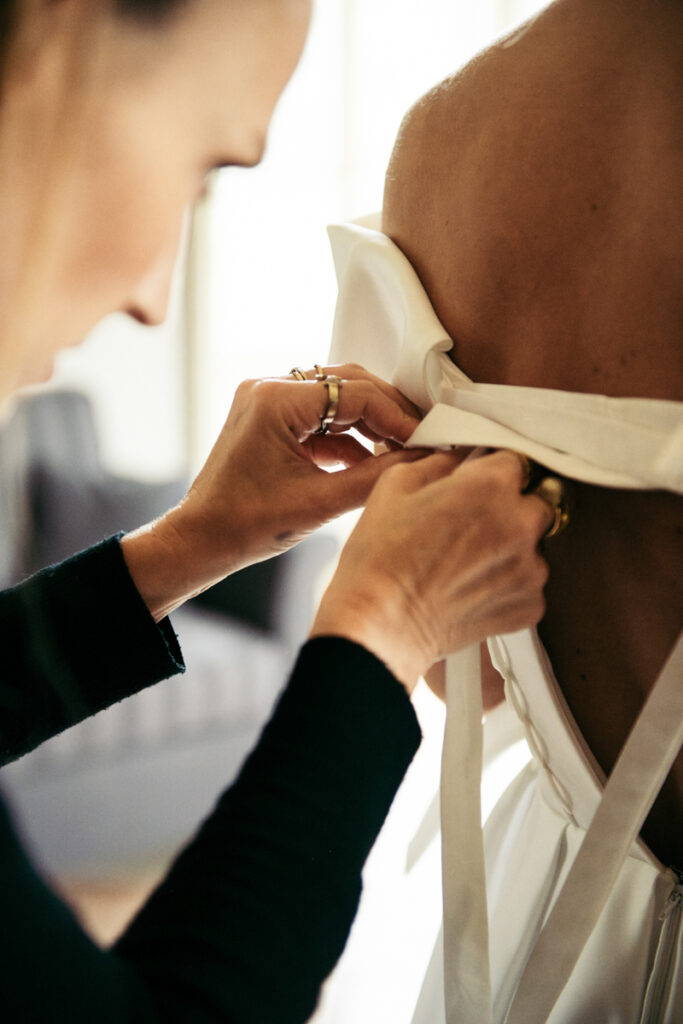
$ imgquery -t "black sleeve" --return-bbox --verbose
[2,638,421,1023]
[0,535,184,767]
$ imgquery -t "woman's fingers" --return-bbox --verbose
[288,362,421,420]
[312,447,434,513]
[375,449,468,492]
[279,368,422,445]
[525,490,559,539]
[328,378,420,440]
[332,384,420,444]
[255,368,423,445]
[312,447,557,691]
[303,432,373,469]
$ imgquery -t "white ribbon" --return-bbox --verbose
[441,646,492,1023]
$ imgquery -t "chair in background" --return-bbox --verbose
[0,389,337,878]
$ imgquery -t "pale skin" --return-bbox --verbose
[1,0,553,702]
[383,0,683,860]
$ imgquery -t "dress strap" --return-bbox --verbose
[441,645,491,1023]
[504,631,683,1023]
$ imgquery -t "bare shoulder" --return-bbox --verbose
[382,3,564,231]
[385,0,683,215]
[382,0,683,397]
[383,41,497,238]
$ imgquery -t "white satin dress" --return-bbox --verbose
[327,218,683,1024]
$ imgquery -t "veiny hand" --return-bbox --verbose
[311,450,554,691]
[121,364,426,620]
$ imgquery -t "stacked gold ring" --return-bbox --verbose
[534,475,571,538]
[316,374,342,434]
[511,451,571,539]
[289,364,344,435]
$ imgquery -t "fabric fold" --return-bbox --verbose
[328,221,683,495]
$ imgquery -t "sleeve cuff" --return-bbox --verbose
[0,535,184,763]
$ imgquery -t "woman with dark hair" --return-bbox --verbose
[0,2,555,1020]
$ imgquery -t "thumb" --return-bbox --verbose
[321,447,431,512]
[393,449,468,491]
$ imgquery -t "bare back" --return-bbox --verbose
[383,0,683,866]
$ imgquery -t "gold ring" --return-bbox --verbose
[290,366,307,381]
[533,475,571,539]
[314,364,327,382]
[315,374,342,434]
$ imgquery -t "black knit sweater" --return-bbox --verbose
[0,537,421,1022]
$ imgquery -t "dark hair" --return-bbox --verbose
[0,2,16,41]
[0,0,190,76]
[0,1,18,85]
[115,0,190,20]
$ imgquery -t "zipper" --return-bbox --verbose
[640,870,683,1023]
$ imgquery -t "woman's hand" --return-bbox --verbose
[311,450,554,691]
[121,365,425,620]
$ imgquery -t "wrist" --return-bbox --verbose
[121,518,187,622]
[121,505,240,622]
[310,583,432,693]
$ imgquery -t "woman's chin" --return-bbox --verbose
[33,356,55,385]
[18,355,56,392]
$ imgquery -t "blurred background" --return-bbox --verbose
[1,2,543,1021]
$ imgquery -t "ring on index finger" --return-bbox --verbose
[290,366,308,381]
[510,450,548,492]
[532,475,571,539]
[315,375,343,435]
